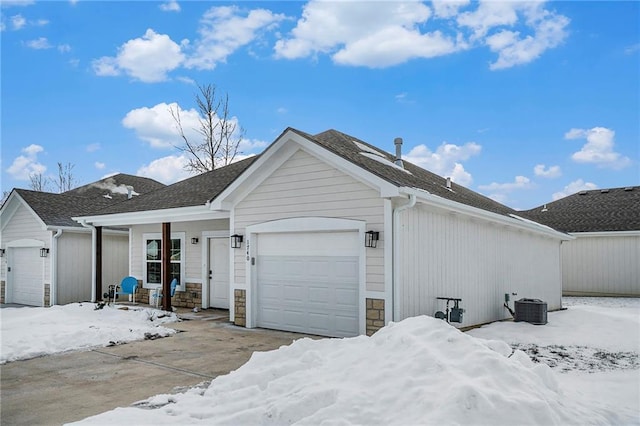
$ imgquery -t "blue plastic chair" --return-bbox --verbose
[150,278,178,308]
[112,276,138,305]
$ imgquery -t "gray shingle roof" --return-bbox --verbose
[303,128,516,217]
[520,186,640,232]
[11,174,165,228]
[92,157,258,215]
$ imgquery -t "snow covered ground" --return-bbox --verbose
[68,297,639,425]
[0,302,179,364]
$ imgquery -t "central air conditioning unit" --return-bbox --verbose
[514,298,547,325]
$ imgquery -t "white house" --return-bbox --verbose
[75,128,570,336]
[522,186,639,297]
[0,174,164,306]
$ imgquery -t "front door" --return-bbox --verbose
[208,237,230,309]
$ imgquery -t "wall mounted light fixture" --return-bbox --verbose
[0,249,5,257]
[365,231,379,248]
[191,237,199,244]
[230,234,243,249]
[40,248,50,257]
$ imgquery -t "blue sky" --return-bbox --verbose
[1,0,638,210]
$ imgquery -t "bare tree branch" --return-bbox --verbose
[170,83,244,174]
[56,162,76,193]
[29,172,51,192]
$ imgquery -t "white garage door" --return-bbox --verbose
[256,231,360,337]
[10,247,43,306]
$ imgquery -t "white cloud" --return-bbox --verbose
[92,29,184,82]
[565,127,632,169]
[624,43,640,55]
[86,143,101,152]
[159,0,180,12]
[122,102,200,149]
[136,154,192,184]
[6,144,46,180]
[184,6,285,70]
[94,162,106,170]
[432,0,470,19]
[479,175,533,192]
[176,76,195,85]
[484,6,569,70]
[275,1,461,68]
[533,164,561,178]
[11,14,25,29]
[552,179,598,201]
[276,107,287,114]
[57,43,71,53]
[25,37,52,49]
[404,141,481,186]
[238,138,268,153]
[1,0,35,8]
[275,1,568,70]
[0,22,5,32]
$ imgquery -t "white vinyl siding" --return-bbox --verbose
[562,234,639,296]
[56,232,92,304]
[396,203,562,327]
[233,149,385,292]
[1,203,51,296]
[48,232,129,305]
[131,219,229,286]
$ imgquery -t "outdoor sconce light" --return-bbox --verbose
[365,231,379,248]
[191,237,199,245]
[40,248,50,257]
[0,249,5,257]
[230,234,243,249]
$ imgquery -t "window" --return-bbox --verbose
[143,233,185,289]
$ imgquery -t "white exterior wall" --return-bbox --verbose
[130,219,229,287]
[56,232,92,303]
[562,233,640,296]
[396,203,562,327]
[1,202,51,291]
[102,234,129,291]
[232,149,385,292]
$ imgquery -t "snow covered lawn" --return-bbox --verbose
[0,303,179,364]
[72,297,639,425]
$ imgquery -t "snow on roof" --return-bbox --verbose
[360,152,412,174]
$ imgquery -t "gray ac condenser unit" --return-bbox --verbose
[514,298,547,325]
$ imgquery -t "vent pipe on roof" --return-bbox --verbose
[445,177,452,190]
[126,185,133,199]
[394,137,404,168]
[541,204,548,212]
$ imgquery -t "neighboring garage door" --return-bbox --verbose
[10,247,43,306]
[256,231,360,337]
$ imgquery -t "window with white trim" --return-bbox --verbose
[142,233,185,289]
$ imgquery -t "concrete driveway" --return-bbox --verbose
[0,309,315,425]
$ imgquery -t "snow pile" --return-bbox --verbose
[0,303,178,364]
[469,300,639,372]
[75,316,584,425]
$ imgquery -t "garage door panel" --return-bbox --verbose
[11,247,43,306]
[257,232,360,338]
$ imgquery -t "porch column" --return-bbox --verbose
[162,222,171,312]
[95,226,102,302]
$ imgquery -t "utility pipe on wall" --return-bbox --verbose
[51,229,63,306]
[392,194,417,322]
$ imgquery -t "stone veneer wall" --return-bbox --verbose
[44,283,50,307]
[106,281,202,309]
[234,289,246,326]
[0,280,5,304]
[366,298,385,336]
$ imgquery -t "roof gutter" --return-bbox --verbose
[399,187,573,241]
[392,194,417,322]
